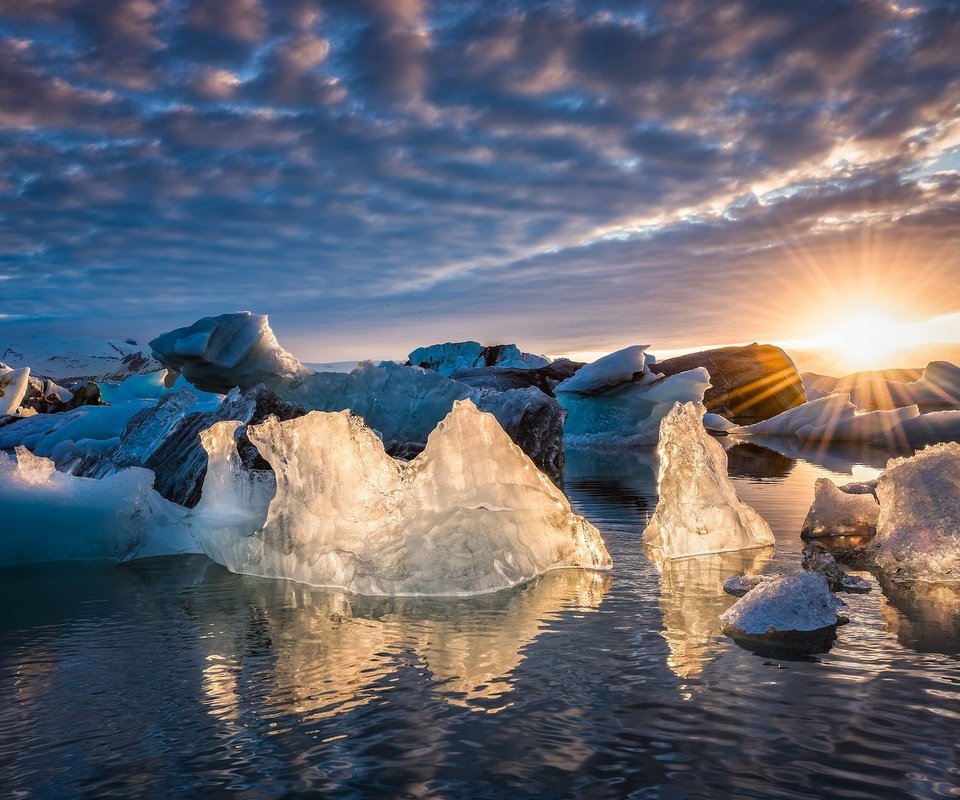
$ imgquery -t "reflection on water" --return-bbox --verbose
[647,547,773,679]
[878,576,960,657]
[728,434,892,472]
[3,438,960,798]
[201,568,612,720]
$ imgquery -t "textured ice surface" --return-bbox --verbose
[191,400,611,596]
[0,365,31,415]
[0,447,193,566]
[722,573,779,597]
[703,412,737,432]
[643,402,775,558]
[151,311,308,394]
[801,478,880,538]
[872,443,960,582]
[408,341,549,376]
[556,346,710,446]
[850,361,960,409]
[720,572,845,635]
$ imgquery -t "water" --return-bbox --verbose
[2,440,959,799]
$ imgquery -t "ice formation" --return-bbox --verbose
[642,402,775,558]
[800,478,880,538]
[732,392,922,443]
[870,410,960,450]
[190,400,611,596]
[872,443,960,582]
[0,364,31,415]
[150,311,308,394]
[555,346,710,446]
[802,541,872,593]
[720,572,846,636]
[0,447,193,566]
[408,341,549,376]
[797,404,920,442]
[732,393,856,437]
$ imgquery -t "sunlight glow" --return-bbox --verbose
[820,312,904,371]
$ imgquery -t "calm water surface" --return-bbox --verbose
[2,439,959,799]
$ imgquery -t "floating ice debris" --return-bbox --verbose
[732,393,855,437]
[797,404,920,442]
[802,541,872,593]
[0,365,31,416]
[872,443,960,582]
[642,402,775,558]
[801,477,880,538]
[191,399,611,596]
[720,572,846,654]
[870,410,960,451]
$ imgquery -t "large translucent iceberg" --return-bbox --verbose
[0,447,193,566]
[872,443,960,582]
[191,399,611,596]
[643,402,775,558]
[555,346,710,446]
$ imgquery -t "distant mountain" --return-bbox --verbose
[0,335,153,381]
[786,342,960,376]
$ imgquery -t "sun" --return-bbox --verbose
[820,311,904,372]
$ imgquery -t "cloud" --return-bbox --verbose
[0,0,957,357]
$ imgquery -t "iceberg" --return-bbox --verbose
[870,410,960,451]
[0,447,193,566]
[150,311,308,394]
[800,477,880,538]
[408,341,549,376]
[849,361,960,409]
[642,402,775,558]
[191,399,611,596]
[555,346,710,446]
[732,393,856,437]
[732,392,922,443]
[871,443,960,582]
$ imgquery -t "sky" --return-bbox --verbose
[0,0,958,364]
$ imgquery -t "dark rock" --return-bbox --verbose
[146,387,307,507]
[450,359,584,397]
[100,351,166,382]
[653,343,806,421]
[18,376,104,414]
[802,541,871,593]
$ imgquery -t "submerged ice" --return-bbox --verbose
[191,399,611,595]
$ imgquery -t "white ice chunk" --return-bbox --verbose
[732,393,855,436]
[872,443,960,582]
[720,572,845,635]
[0,365,31,415]
[555,345,651,394]
[703,412,736,433]
[797,404,920,442]
[191,399,611,596]
[0,447,193,566]
[801,477,879,538]
[643,402,775,558]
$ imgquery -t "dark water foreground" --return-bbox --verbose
[2,441,959,799]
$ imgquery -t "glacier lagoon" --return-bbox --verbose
[2,439,958,799]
